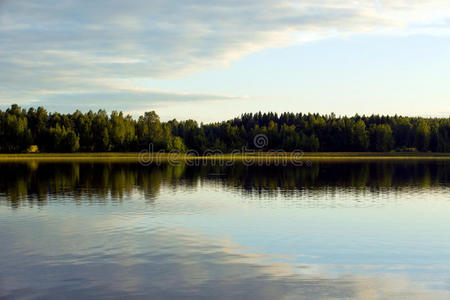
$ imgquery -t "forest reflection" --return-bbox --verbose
[1,160,448,208]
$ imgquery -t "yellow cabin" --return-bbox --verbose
[27,145,39,153]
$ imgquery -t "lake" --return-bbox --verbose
[0,160,449,299]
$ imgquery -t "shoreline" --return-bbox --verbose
[0,152,449,162]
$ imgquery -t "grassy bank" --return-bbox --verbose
[0,152,449,162]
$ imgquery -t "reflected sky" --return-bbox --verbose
[0,161,449,299]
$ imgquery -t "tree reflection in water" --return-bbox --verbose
[1,160,448,208]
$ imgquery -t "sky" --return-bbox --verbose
[1,0,450,122]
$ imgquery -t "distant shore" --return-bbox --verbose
[0,152,449,162]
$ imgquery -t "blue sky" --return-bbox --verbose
[1,0,449,122]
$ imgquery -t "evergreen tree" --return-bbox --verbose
[0,104,448,153]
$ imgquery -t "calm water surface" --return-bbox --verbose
[0,160,449,299]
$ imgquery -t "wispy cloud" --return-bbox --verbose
[31,89,245,114]
[1,0,449,110]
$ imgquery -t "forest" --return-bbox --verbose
[0,104,449,153]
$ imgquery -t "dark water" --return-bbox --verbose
[0,160,449,299]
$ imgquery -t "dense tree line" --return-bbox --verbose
[0,104,449,153]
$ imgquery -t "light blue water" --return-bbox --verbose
[0,161,449,299]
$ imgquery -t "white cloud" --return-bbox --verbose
[31,89,244,115]
[1,0,449,110]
